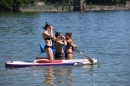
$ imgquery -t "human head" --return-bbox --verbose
[43,22,51,30]
[65,32,72,39]
[55,32,61,38]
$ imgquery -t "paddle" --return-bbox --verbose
[53,29,93,64]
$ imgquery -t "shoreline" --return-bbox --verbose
[20,5,130,12]
[85,5,130,11]
[1,5,130,12]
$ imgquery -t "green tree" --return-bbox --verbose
[0,0,13,11]
[0,0,41,12]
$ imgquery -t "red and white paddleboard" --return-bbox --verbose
[5,58,97,67]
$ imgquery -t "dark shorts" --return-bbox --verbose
[54,52,64,59]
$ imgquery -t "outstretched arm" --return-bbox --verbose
[70,39,78,48]
[50,26,53,37]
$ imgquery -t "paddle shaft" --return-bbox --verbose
[53,29,93,63]
[71,46,93,63]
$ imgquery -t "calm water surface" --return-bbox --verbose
[0,11,130,86]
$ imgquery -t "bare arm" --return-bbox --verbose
[50,26,53,37]
[69,39,78,48]
[43,32,54,39]
[72,41,78,48]
[72,39,78,48]
[57,39,67,46]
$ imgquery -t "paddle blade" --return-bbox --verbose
[79,52,93,64]
[85,56,93,64]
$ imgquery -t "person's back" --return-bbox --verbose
[55,42,64,53]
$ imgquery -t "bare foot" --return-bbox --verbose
[33,59,38,63]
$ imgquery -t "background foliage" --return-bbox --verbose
[0,0,127,12]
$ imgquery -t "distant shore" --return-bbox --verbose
[85,5,130,11]
[19,5,130,12]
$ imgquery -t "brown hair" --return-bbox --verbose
[55,32,61,37]
[43,22,51,30]
[66,32,72,37]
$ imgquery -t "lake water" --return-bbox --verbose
[0,11,130,86]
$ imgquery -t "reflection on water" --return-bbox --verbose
[43,66,73,86]
[4,65,96,86]
[41,64,98,86]
[44,66,54,85]
[42,65,98,86]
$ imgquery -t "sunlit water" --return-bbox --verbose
[0,11,130,86]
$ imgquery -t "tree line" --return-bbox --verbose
[0,0,128,12]
[0,0,47,12]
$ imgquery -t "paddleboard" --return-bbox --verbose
[5,58,97,67]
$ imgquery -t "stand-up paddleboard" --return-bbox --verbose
[5,58,97,67]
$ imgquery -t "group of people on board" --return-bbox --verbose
[34,22,78,63]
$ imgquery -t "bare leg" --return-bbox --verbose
[33,48,54,63]
[45,48,54,61]
[45,48,54,62]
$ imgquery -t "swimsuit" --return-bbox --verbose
[55,52,64,59]
[66,42,75,51]
[44,37,52,49]
[65,52,73,57]
[44,37,52,40]
[66,42,72,47]
[44,45,52,49]
[65,42,74,57]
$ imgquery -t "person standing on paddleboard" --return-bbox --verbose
[54,32,67,60]
[64,32,78,59]
[34,22,55,63]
